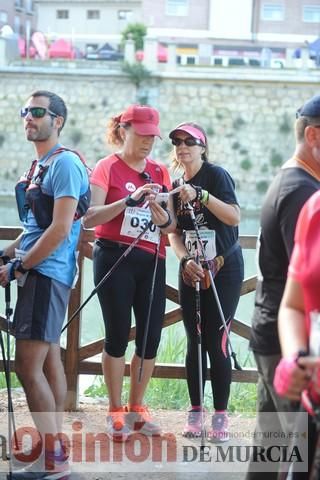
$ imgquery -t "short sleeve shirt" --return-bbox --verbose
[90,154,171,258]
[288,190,320,335]
[20,147,89,287]
[172,161,239,255]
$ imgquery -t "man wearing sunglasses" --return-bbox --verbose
[0,90,89,479]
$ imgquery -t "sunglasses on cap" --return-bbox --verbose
[20,107,58,119]
[171,137,204,147]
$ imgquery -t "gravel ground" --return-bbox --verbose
[0,389,255,479]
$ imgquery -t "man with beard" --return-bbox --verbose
[0,90,89,479]
[246,94,320,479]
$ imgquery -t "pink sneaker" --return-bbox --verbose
[182,407,206,438]
[207,412,229,442]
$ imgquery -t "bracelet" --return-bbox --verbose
[191,185,202,202]
[180,254,194,270]
[125,194,146,207]
[200,189,209,205]
[157,209,172,229]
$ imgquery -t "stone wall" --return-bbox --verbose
[0,64,319,208]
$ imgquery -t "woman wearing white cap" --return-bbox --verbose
[83,105,174,442]
[168,122,244,442]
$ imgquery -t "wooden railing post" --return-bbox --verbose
[63,241,85,411]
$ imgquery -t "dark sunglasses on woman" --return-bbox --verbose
[171,137,205,147]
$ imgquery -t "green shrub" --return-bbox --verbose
[240,158,252,170]
[270,150,283,167]
[256,180,269,193]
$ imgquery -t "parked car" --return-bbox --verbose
[86,43,124,61]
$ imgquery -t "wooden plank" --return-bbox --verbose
[239,235,258,249]
[240,275,257,295]
[78,361,258,383]
[231,318,252,340]
[0,226,23,240]
[0,315,15,336]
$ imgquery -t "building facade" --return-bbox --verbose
[34,0,142,51]
[0,0,37,36]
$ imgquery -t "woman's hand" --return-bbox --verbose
[182,258,205,282]
[131,183,162,203]
[148,199,170,227]
[274,355,320,401]
[178,184,198,204]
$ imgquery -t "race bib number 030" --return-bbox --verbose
[185,229,216,261]
[120,207,160,244]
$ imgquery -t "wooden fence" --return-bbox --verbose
[0,226,258,410]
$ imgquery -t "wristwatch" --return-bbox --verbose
[180,255,194,270]
[12,258,29,275]
[125,195,141,207]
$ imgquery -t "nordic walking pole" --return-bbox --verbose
[194,252,206,446]
[138,238,160,383]
[186,203,242,371]
[62,220,153,333]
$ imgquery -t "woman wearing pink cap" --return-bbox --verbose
[83,105,174,442]
[168,122,244,442]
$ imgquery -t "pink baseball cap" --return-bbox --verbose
[120,104,161,137]
[169,123,206,145]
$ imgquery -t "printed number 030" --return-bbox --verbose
[130,216,157,232]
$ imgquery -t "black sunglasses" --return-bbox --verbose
[20,107,58,119]
[171,137,204,147]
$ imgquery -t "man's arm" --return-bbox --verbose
[0,233,24,264]
[21,196,78,270]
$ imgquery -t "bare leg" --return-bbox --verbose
[43,344,67,434]
[15,339,59,437]
[102,350,125,409]
[128,354,155,406]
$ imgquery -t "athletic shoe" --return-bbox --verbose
[182,406,206,438]
[207,412,229,442]
[106,406,131,442]
[11,450,70,479]
[126,404,161,436]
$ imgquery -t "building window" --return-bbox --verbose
[166,0,188,16]
[303,5,320,23]
[25,0,33,13]
[87,10,100,20]
[0,10,8,24]
[15,0,24,9]
[14,15,20,34]
[261,3,284,21]
[56,10,69,19]
[118,10,133,20]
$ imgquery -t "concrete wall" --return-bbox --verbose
[0,64,319,208]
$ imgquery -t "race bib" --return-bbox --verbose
[310,311,320,355]
[120,207,160,244]
[185,229,216,261]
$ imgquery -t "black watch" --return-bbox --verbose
[125,195,139,207]
[180,255,194,270]
[12,258,29,274]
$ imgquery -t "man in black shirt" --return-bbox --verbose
[246,94,320,479]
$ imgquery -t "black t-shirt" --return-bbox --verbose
[250,167,320,355]
[172,161,239,255]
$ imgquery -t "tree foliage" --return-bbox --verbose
[121,23,147,51]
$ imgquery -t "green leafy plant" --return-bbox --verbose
[121,23,147,51]
[279,114,291,134]
[240,159,252,171]
[122,61,151,89]
[69,128,83,146]
[233,117,246,129]
[256,180,269,193]
[270,150,283,167]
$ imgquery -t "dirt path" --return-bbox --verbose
[0,389,255,479]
